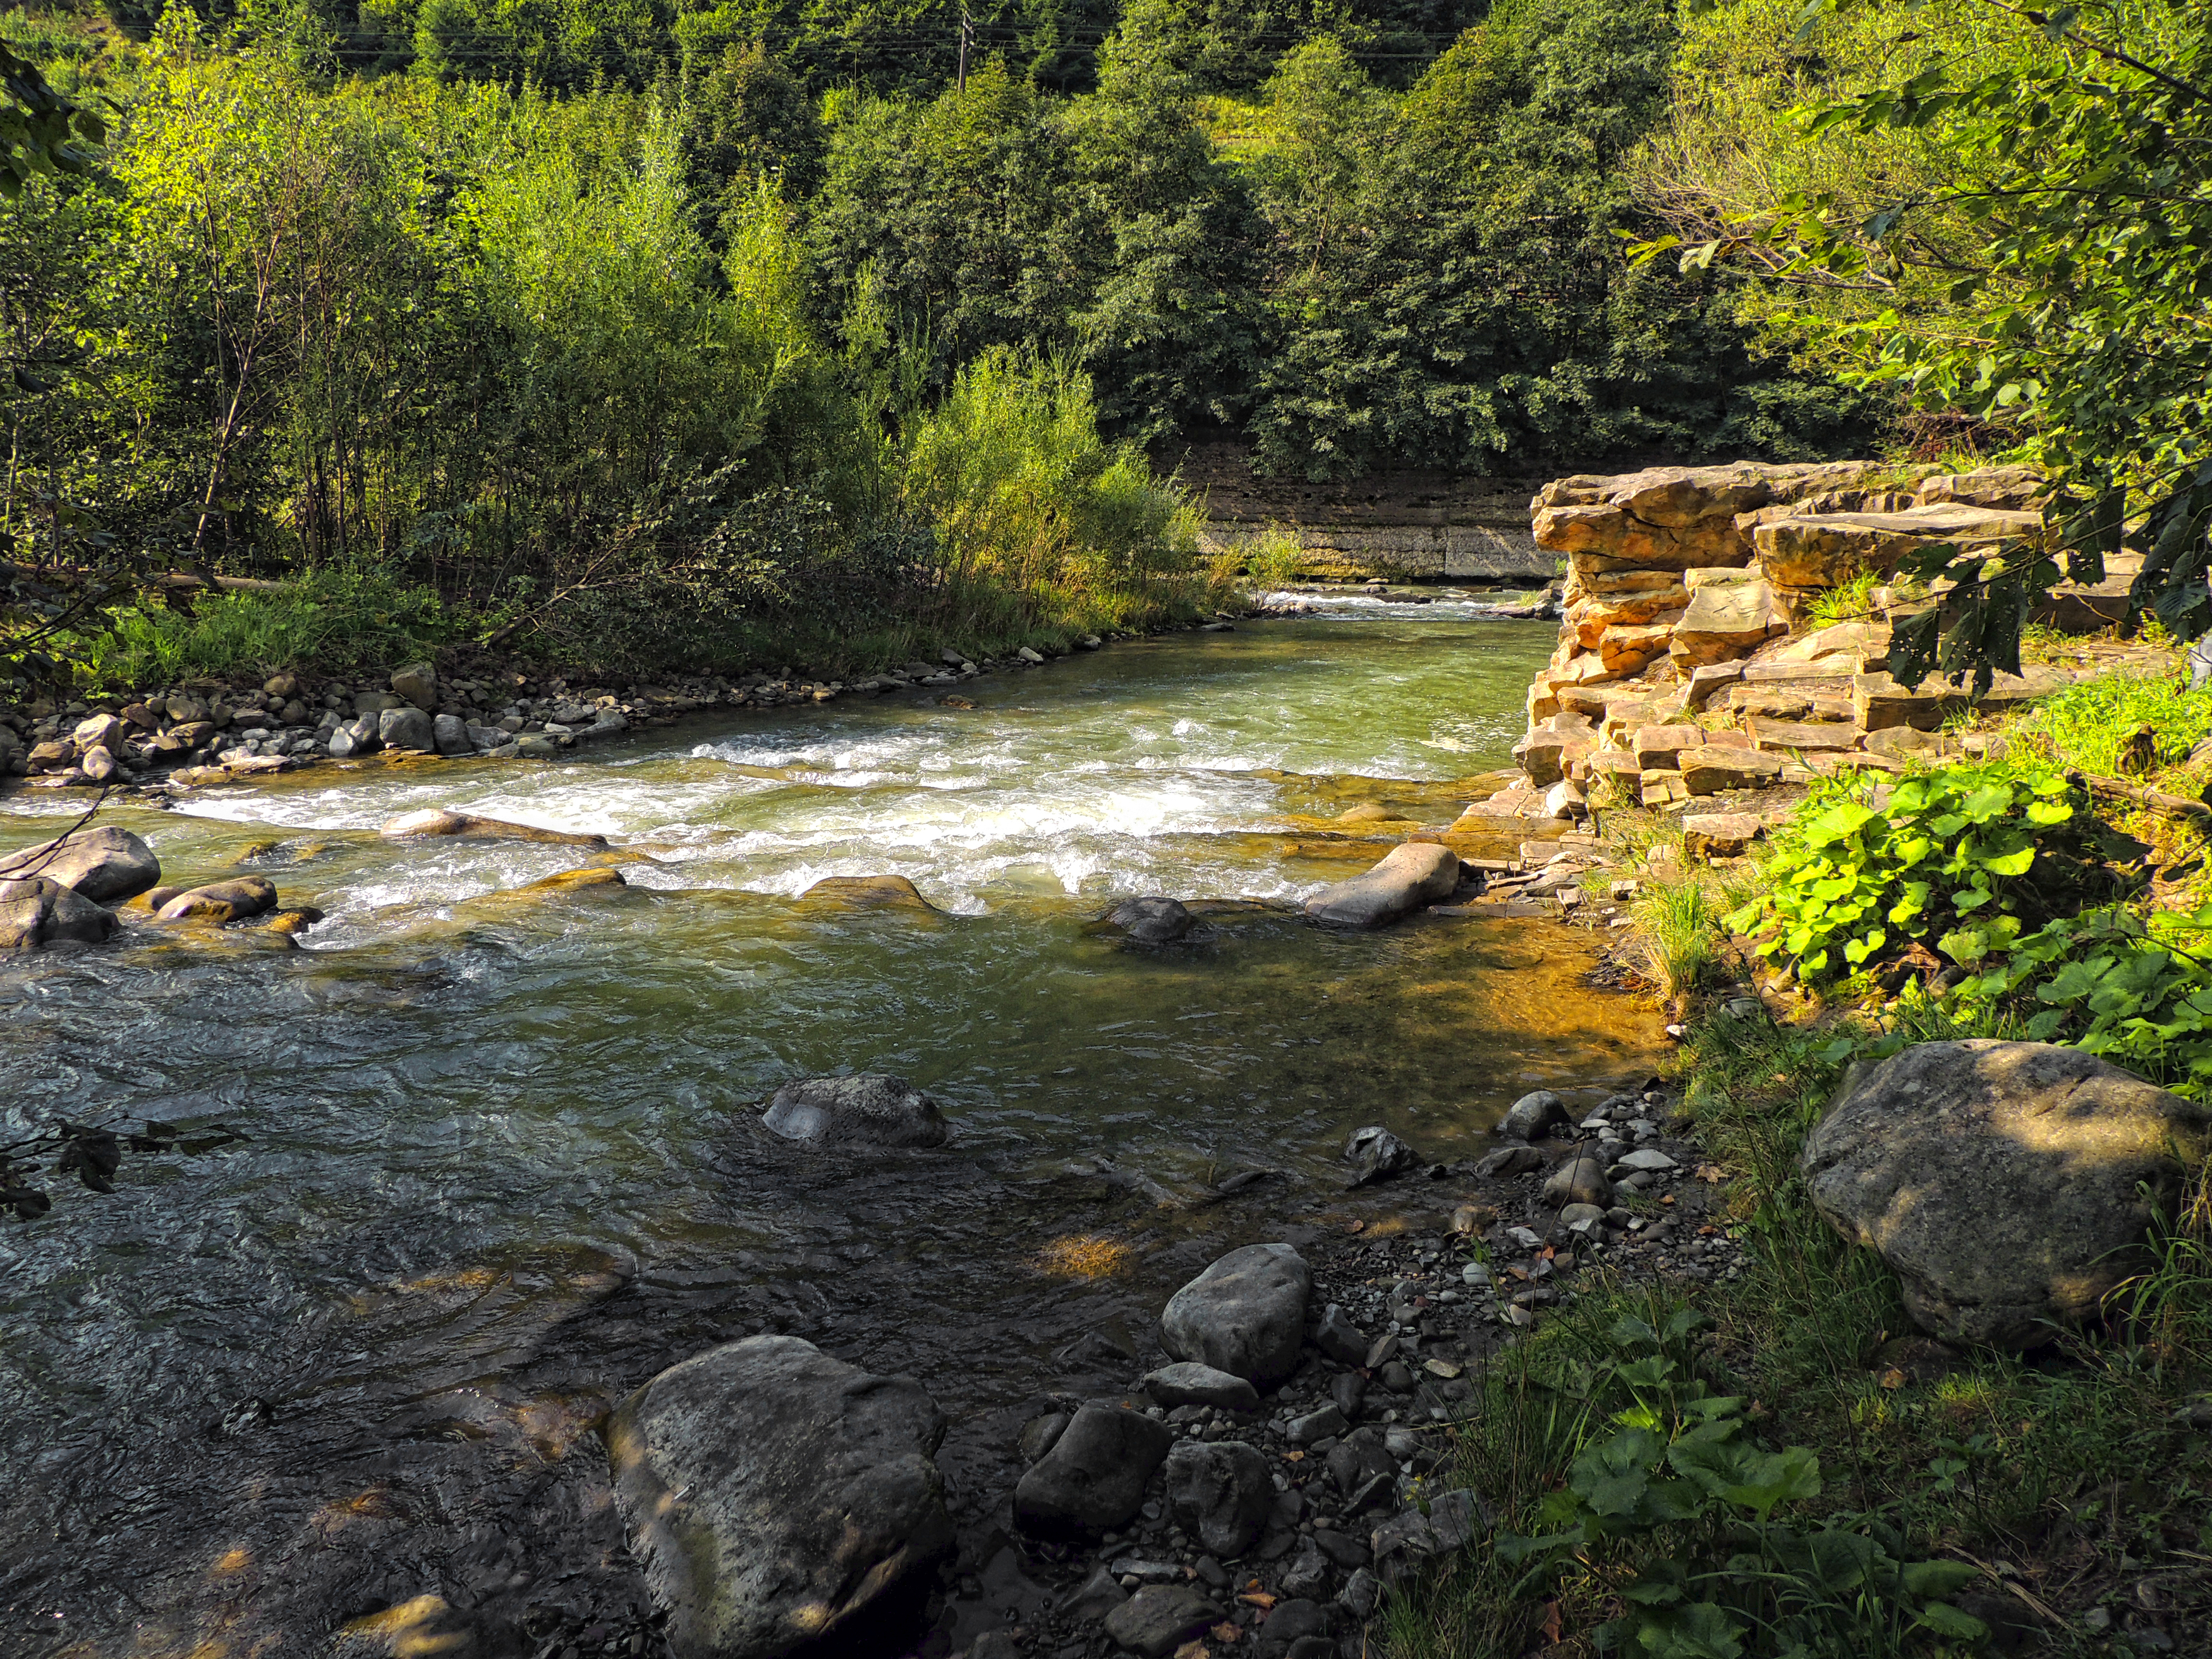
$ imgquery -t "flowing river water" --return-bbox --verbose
[0,598,1663,1657]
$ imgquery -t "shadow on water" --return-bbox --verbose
[0,613,1660,1655]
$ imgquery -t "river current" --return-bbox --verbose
[0,600,1662,1656]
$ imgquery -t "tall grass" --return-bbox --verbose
[2019,669,2212,780]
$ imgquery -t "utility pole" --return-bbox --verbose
[957,8,972,91]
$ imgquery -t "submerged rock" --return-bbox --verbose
[605,1334,954,1659]
[0,876,122,949]
[1304,842,1462,928]
[1802,1040,2212,1348]
[1014,1404,1174,1536]
[379,807,609,848]
[1159,1242,1311,1386]
[1105,896,1197,943]
[0,827,161,902]
[761,1074,951,1148]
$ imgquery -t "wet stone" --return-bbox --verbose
[1102,1586,1223,1658]
[760,1074,951,1148]
[1143,1363,1260,1413]
[1014,1405,1174,1536]
[1159,1243,1311,1387]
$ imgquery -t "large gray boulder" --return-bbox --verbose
[379,704,437,752]
[1303,842,1462,928]
[1163,1439,1274,1555]
[1013,1404,1173,1536]
[0,877,122,949]
[605,1335,953,1659]
[390,660,439,710]
[0,827,161,902]
[761,1076,950,1148]
[1802,1040,2212,1349]
[1159,1243,1311,1387]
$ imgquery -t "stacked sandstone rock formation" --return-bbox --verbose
[1468,461,2115,825]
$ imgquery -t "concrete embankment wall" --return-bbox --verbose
[1164,443,1553,583]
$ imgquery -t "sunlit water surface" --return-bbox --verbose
[0,609,1660,1655]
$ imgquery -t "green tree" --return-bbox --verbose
[1646,0,2212,678]
[1249,0,1875,478]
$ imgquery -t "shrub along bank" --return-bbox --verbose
[1395,668,2212,1657]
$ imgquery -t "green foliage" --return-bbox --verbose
[1495,1308,1984,1658]
[66,562,454,683]
[1631,875,1732,999]
[1245,0,1878,478]
[1725,765,2125,983]
[2,33,103,196]
[1805,569,1880,628]
[1948,903,2212,1097]
[898,344,1208,627]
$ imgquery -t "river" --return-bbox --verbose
[0,599,1662,1656]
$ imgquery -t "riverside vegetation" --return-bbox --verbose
[5,0,2203,698]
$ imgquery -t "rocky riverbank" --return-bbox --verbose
[569,1066,1742,1659]
[0,619,1261,794]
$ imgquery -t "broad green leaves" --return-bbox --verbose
[1728,763,2110,986]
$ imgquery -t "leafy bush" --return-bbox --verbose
[1949,903,2212,1097]
[1497,1308,1985,1656]
[66,565,454,686]
[1725,765,2127,983]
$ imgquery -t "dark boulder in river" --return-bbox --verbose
[0,875,122,948]
[1105,895,1198,942]
[761,1074,951,1147]
[607,1334,954,1659]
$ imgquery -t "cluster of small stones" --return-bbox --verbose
[1463,461,2106,839]
[978,1086,1738,1659]
[0,626,1188,793]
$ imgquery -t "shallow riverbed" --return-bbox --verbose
[0,604,1663,1656]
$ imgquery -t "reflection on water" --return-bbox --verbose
[0,613,1659,1655]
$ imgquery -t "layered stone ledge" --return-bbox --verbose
[1472,460,2129,827]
